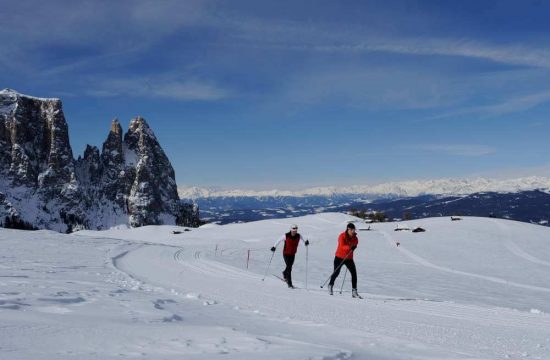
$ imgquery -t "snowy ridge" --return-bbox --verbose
[179,176,550,199]
[0,88,60,102]
[0,90,17,116]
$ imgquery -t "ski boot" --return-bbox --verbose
[328,284,334,295]
[352,288,363,299]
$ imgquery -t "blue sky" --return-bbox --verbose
[2,0,550,189]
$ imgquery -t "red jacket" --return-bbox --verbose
[283,232,302,255]
[335,231,358,259]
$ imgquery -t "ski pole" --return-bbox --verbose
[339,268,348,294]
[262,249,276,281]
[320,248,354,288]
[305,241,309,290]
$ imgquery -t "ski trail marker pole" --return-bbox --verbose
[305,241,309,290]
[339,268,348,294]
[262,250,276,281]
[320,248,353,288]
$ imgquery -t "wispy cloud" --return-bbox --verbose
[213,17,550,110]
[476,91,550,115]
[472,164,550,179]
[5,3,550,77]
[0,1,208,46]
[311,39,550,69]
[407,144,497,157]
[430,90,550,120]
[4,1,550,111]
[87,77,232,101]
[0,1,210,76]
[278,62,474,110]
[222,17,550,69]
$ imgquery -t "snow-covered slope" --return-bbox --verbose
[2,213,550,359]
[179,176,550,199]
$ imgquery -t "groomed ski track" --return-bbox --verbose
[111,213,550,359]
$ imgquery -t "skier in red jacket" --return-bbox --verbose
[271,224,309,288]
[328,222,361,298]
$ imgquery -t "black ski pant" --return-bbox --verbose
[329,256,357,289]
[282,254,295,284]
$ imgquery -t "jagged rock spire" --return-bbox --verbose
[102,118,123,166]
[124,116,181,226]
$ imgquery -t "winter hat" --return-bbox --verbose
[290,224,298,230]
[346,222,356,230]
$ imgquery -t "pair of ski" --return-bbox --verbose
[272,273,298,289]
[271,273,363,298]
[330,287,363,299]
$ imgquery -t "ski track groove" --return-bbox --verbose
[488,219,550,267]
[193,251,261,281]
[169,244,550,330]
[380,231,550,294]
[504,241,550,267]
[110,236,550,359]
[174,248,260,281]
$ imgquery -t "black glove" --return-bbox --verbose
[270,246,276,252]
[351,245,357,250]
[305,240,309,246]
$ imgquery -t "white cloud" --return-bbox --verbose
[409,144,497,157]
[476,91,550,115]
[5,4,550,76]
[469,163,550,179]
[281,66,463,110]
[0,1,210,76]
[4,2,550,111]
[318,38,550,69]
[88,77,231,101]
[430,90,550,120]
[220,16,550,69]
[0,1,208,46]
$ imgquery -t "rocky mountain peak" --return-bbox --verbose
[125,116,156,149]
[110,118,122,134]
[76,145,101,186]
[128,115,149,130]
[1,90,199,232]
[102,118,123,166]
[83,144,100,161]
[0,88,74,189]
[122,116,181,227]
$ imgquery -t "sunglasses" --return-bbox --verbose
[291,227,298,230]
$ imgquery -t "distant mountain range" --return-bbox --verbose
[179,178,550,225]
[179,176,550,199]
[361,190,550,225]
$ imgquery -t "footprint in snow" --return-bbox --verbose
[37,297,86,304]
[162,314,183,322]
[152,299,177,310]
